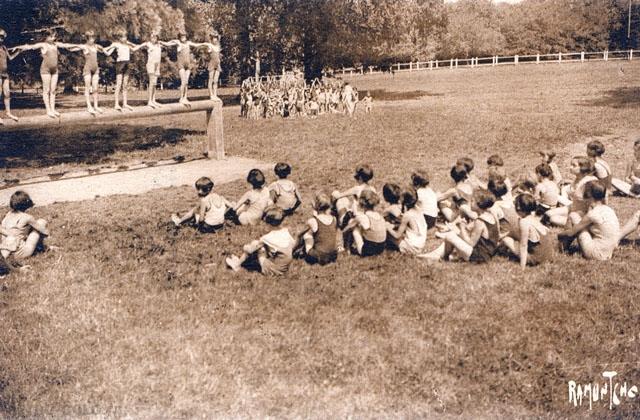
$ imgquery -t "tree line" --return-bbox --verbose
[1,0,638,87]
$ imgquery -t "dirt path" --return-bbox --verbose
[0,156,271,207]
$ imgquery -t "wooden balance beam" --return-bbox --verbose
[0,99,225,160]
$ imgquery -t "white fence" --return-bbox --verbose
[335,49,637,77]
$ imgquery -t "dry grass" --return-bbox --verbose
[2,62,640,417]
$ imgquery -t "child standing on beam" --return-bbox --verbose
[0,28,20,124]
[12,29,75,118]
[64,30,106,115]
[103,29,134,111]
[165,32,199,106]
[132,32,172,109]
[194,31,222,99]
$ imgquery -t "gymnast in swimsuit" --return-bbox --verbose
[13,29,75,118]
[104,29,134,111]
[0,28,20,124]
[132,32,172,108]
[195,31,222,99]
[167,32,199,106]
[65,30,106,114]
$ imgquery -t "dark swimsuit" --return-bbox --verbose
[40,44,58,75]
[0,46,8,78]
[177,44,192,71]
[83,46,99,76]
[208,47,221,72]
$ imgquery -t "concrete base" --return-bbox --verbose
[0,157,272,208]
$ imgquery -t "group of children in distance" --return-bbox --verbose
[240,74,371,120]
[0,26,222,121]
[161,139,640,275]
[3,140,640,277]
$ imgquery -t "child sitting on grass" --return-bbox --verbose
[0,191,49,261]
[457,157,484,190]
[343,190,387,257]
[546,156,598,227]
[225,207,295,275]
[172,177,234,233]
[295,192,338,265]
[438,164,477,224]
[486,154,512,200]
[501,193,556,268]
[233,169,272,226]
[587,140,612,192]
[268,162,301,216]
[386,189,427,255]
[412,170,438,229]
[540,150,563,185]
[532,163,563,225]
[422,189,500,264]
[332,164,376,229]
[558,180,620,261]
[382,183,403,227]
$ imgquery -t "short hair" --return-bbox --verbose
[473,189,495,210]
[572,156,595,175]
[10,191,34,212]
[515,193,537,214]
[450,164,468,183]
[382,183,401,204]
[274,162,291,178]
[354,164,373,183]
[402,189,418,209]
[583,180,607,201]
[535,163,553,178]
[358,189,379,210]
[85,30,95,38]
[195,176,214,194]
[487,154,504,167]
[115,28,127,38]
[487,178,508,198]
[587,140,605,157]
[264,206,285,226]
[634,138,640,148]
[313,191,332,212]
[457,157,474,172]
[0,28,7,37]
[411,170,430,188]
[247,168,265,188]
[488,166,506,181]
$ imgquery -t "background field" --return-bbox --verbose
[2,62,640,417]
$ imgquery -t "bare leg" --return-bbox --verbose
[91,73,102,112]
[443,232,473,261]
[147,74,156,107]
[122,74,132,110]
[352,226,365,255]
[114,74,123,110]
[83,74,96,114]
[2,78,17,121]
[40,73,54,117]
[545,206,569,227]
[50,73,59,116]
[14,221,47,260]
[619,210,640,242]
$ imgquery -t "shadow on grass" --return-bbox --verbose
[583,87,640,108]
[367,89,442,101]
[0,125,199,168]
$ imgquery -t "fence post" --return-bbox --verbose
[604,50,608,61]
[630,49,633,60]
[369,66,373,74]
[581,51,585,63]
[436,60,438,68]
[558,52,562,63]
[515,55,519,65]
[536,54,540,64]
[455,58,458,69]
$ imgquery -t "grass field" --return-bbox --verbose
[2,61,640,417]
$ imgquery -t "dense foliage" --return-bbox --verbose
[0,0,637,84]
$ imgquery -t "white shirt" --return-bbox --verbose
[416,187,438,217]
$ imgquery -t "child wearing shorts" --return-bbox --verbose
[268,162,301,216]
[233,169,272,226]
[0,191,49,261]
[171,177,234,233]
[225,207,295,275]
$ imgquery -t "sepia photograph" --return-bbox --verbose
[0,0,639,417]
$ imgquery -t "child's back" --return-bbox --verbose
[260,227,295,275]
[269,178,298,211]
[201,193,228,227]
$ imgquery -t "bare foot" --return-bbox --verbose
[114,105,123,112]
[171,214,181,226]
[87,106,97,115]
[53,110,61,117]
[7,113,19,121]
[0,118,4,125]
[225,256,241,272]
[47,112,57,118]
[123,104,134,111]
[94,106,104,114]
[148,102,157,109]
